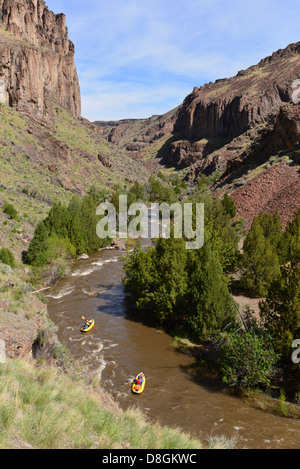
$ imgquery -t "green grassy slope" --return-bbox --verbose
[0,359,237,449]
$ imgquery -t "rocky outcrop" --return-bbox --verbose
[271,104,300,151]
[0,0,81,119]
[98,152,112,167]
[174,42,300,143]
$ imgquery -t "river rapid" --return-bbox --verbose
[47,246,300,449]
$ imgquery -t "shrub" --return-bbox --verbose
[220,331,279,389]
[46,235,76,262]
[3,202,18,220]
[221,193,237,218]
[0,247,16,268]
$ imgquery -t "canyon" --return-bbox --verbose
[0,1,299,232]
[96,42,300,229]
[0,0,299,361]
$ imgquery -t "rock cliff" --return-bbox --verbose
[174,42,300,142]
[154,41,300,176]
[0,0,81,119]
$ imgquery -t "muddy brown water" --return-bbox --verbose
[47,246,300,449]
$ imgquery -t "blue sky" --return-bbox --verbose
[46,0,300,121]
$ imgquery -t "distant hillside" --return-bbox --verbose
[94,108,179,173]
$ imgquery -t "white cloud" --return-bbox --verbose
[81,81,185,121]
[46,0,300,120]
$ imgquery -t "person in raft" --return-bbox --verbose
[135,373,144,387]
[83,319,92,330]
[135,378,141,390]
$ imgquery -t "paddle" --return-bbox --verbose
[81,316,97,329]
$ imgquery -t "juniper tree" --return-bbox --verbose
[26,221,49,266]
[260,216,300,362]
[186,241,237,340]
[241,217,280,297]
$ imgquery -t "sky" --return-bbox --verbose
[45,0,300,122]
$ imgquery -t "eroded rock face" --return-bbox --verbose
[174,42,300,142]
[0,0,81,118]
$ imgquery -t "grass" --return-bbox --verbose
[53,104,101,154]
[244,388,300,420]
[0,358,234,450]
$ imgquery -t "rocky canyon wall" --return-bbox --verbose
[174,42,300,142]
[0,0,81,119]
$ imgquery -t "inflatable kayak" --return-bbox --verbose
[81,319,95,333]
[132,372,146,394]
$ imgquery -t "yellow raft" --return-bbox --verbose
[81,319,95,333]
[132,372,146,394]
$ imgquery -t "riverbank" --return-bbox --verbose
[0,260,237,450]
[171,332,300,421]
[2,241,300,449]
[3,358,236,449]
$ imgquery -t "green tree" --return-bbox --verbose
[122,240,154,311]
[259,243,300,362]
[148,175,177,204]
[220,331,278,388]
[88,186,109,205]
[68,211,86,255]
[46,234,76,262]
[127,181,148,205]
[150,237,188,324]
[221,193,237,218]
[200,193,240,272]
[281,207,300,263]
[186,242,237,340]
[0,247,15,268]
[241,217,280,297]
[67,198,86,255]
[81,195,103,254]
[123,237,188,325]
[26,222,49,266]
[256,212,283,247]
[44,203,70,239]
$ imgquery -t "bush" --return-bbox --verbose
[3,202,18,220]
[221,193,237,218]
[0,247,16,268]
[220,331,279,389]
[46,235,76,262]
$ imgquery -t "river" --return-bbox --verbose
[47,245,300,449]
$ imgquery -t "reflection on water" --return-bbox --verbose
[47,248,300,449]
